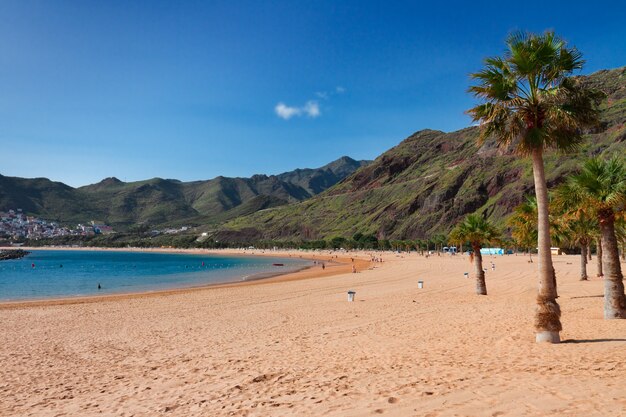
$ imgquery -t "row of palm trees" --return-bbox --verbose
[462,30,624,343]
[509,173,626,283]
[451,157,625,301]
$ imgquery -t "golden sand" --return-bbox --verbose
[0,249,624,416]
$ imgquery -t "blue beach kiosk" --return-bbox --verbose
[480,248,504,255]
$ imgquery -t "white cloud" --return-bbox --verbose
[275,86,346,120]
[274,100,321,120]
[315,87,346,100]
[304,101,320,117]
[275,103,301,120]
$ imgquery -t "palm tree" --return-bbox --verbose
[468,31,602,343]
[508,197,539,262]
[431,234,447,254]
[556,209,598,281]
[508,195,567,263]
[449,214,501,295]
[415,239,426,255]
[558,157,626,319]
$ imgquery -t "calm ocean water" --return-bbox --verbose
[0,250,309,301]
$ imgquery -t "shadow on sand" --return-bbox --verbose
[570,294,603,299]
[562,339,626,344]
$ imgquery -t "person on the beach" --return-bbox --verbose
[322,263,325,270]
[352,265,356,273]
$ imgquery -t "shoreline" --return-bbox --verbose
[0,246,372,309]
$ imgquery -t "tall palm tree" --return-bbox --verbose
[559,157,626,319]
[449,214,501,295]
[468,31,602,343]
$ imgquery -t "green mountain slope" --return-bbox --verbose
[0,157,370,228]
[217,67,625,242]
[0,175,102,223]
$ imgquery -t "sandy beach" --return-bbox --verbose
[1,250,624,416]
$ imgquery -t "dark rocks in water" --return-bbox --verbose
[0,249,31,261]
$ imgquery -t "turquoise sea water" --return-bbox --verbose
[0,250,309,301]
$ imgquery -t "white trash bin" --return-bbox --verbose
[347,290,356,302]
[418,280,424,289]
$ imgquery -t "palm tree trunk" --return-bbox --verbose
[596,238,603,277]
[580,244,588,281]
[473,243,487,295]
[599,211,626,319]
[587,243,592,261]
[531,150,561,342]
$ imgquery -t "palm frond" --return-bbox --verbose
[468,30,601,156]
[449,214,501,247]
[562,156,626,216]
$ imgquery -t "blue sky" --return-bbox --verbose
[1,1,624,187]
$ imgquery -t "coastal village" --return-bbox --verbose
[0,209,191,241]
[0,209,113,240]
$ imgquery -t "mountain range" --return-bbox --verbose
[0,156,369,228]
[214,66,625,242]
